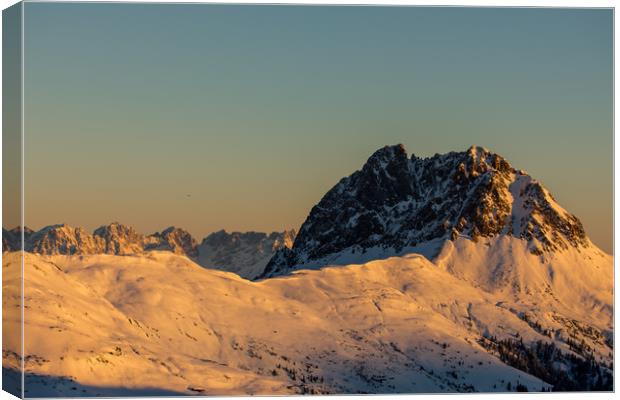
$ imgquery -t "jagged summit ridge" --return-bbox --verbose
[24,223,147,256]
[92,222,145,254]
[263,144,588,277]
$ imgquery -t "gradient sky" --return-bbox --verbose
[20,4,612,253]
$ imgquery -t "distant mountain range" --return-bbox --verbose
[3,144,607,282]
[2,223,295,280]
[3,144,612,394]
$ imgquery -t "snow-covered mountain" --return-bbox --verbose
[263,144,591,277]
[3,247,611,396]
[1,144,612,395]
[1,223,293,279]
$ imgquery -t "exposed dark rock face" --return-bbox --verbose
[2,228,12,252]
[2,226,34,252]
[262,144,588,278]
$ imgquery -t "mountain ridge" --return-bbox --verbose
[2,144,612,394]
[2,223,295,279]
[262,144,592,278]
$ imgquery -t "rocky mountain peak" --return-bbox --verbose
[355,144,413,208]
[27,224,101,255]
[148,226,198,257]
[365,144,408,167]
[93,222,145,255]
[93,222,142,240]
[262,145,588,277]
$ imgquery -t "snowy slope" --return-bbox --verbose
[3,247,612,396]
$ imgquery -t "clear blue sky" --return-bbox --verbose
[20,4,612,252]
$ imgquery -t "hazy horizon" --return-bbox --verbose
[12,4,613,252]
